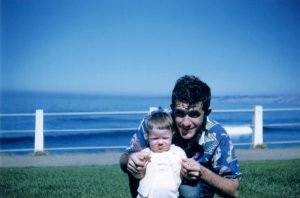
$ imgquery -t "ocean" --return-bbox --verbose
[1,91,300,155]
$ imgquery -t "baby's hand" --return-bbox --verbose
[182,158,198,169]
[181,158,201,180]
[140,151,151,164]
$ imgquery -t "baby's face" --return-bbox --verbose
[148,127,172,153]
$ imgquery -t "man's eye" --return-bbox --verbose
[174,110,186,117]
[188,111,201,118]
[174,109,201,118]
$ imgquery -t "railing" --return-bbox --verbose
[0,106,300,153]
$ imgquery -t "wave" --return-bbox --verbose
[214,95,300,105]
[224,125,252,136]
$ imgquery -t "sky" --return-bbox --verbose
[1,0,300,96]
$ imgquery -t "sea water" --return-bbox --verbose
[1,91,300,154]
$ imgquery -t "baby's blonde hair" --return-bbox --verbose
[147,111,174,133]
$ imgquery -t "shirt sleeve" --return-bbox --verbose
[197,123,241,179]
[211,128,242,179]
[126,116,149,153]
[177,146,187,160]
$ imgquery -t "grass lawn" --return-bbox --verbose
[1,159,299,198]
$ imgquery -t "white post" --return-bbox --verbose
[34,109,44,153]
[253,105,263,148]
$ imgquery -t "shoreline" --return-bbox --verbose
[1,147,300,168]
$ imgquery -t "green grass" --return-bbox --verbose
[239,159,300,198]
[1,160,299,198]
[0,165,131,198]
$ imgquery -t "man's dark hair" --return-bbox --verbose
[171,75,211,113]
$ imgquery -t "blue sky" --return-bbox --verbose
[1,0,300,96]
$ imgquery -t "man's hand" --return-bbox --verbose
[181,158,202,180]
[127,152,151,179]
[181,158,239,198]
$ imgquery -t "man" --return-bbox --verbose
[120,75,241,197]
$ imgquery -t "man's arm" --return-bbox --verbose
[182,159,239,198]
[119,151,150,198]
[120,152,140,198]
[120,152,130,173]
[120,151,151,179]
[198,165,239,198]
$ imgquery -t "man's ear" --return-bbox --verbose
[206,108,212,116]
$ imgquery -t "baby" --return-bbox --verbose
[137,110,187,198]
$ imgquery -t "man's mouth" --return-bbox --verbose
[180,127,194,136]
[181,127,190,131]
[181,130,190,136]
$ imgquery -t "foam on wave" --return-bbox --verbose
[224,125,252,136]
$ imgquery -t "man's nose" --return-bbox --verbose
[182,116,192,126]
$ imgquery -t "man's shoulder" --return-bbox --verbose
[205,118,226,134]
[202,118,229,144]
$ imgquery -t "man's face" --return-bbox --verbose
[173,102,205,140]
[148,127,173,153]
